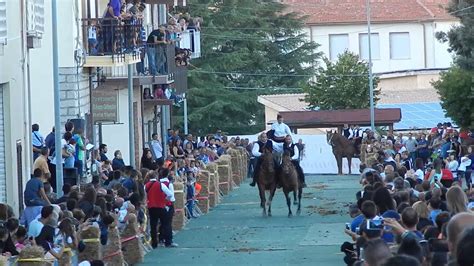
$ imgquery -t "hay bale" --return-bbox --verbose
[121,214,144,265]
[103,226,124,266]
[197,171,210,196]
[174,182,184,191]
[217,164,231,194]
[18,245,52,266]
[172,209,186,230]
[78,226,102,262]
[209,173,218,207]
[58,248,72,266]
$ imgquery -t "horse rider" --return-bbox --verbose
[249,132,274,187]
[283,135,307,188]
[351,125,363,154]
[342,124,354,139]
[269,114,292,154]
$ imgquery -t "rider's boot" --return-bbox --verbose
[249,174,257,187]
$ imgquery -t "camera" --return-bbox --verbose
[345,223,350,230]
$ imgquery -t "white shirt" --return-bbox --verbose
[290,145,299,160]
[458,156,472,172]
[32,131,45,147]
[28,218,44,238]
[271,122,292,138]
[50,138,67,164]
[150,140,163,159]
[159,177,175,202]
[448,160,459,177]
[252,142,263,157]
[414,169,424,181]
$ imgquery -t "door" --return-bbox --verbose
[0,86,6,202]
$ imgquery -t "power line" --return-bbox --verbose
[189,69,368,78]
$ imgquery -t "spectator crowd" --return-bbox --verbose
[341,122,474,266]
[0,119,253,265]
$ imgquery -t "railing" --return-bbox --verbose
[177,29,201,59]
[82,18,143,56]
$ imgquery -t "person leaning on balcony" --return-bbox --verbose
[146,25,169,76]
[103,0,122,53]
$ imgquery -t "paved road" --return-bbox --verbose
[141,174,360,266]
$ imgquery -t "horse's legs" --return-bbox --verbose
[297,186,302,216]
[347,156,352,175]
[284,190,292,217]
[268,184,277,217]
[335,155,343,175]
[293,188,298,205]
[258,184,267,216]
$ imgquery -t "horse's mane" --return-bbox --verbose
[331,133,353,146]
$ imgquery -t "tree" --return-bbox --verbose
[172,0,321,135]
[436,1,474,70]
[303,51,380,110]
[433,1,474,129]
[432,67,474,129]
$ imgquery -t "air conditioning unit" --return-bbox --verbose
[27,0,44,48]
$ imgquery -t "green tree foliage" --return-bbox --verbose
[436,1,474,70]
[303,51,379,110]
[172,0,321,135]
[432,67,474,129]
[433,1,474,129]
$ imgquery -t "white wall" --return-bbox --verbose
[310,21,456,73]
[433,21,457,68]
[30,0,54,133]
[0,0,32,212]
[238,134,360,174]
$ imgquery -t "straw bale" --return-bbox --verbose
[78,226,102,262]
[197,196,210,213]
[18,245,52,266]
[218,165,231,194]
[172,210,186,230]
[103,226,124,266]
[174,182,184,191]
[121,214,144,265]
[58,248,72,266]
[174,190,185,210]
[209,173,218,207]
[197,171,210,196]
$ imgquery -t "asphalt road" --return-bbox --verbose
[140,174,360,266]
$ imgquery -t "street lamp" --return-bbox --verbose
[366,0,375,131]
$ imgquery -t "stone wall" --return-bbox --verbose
[59,67,91,124]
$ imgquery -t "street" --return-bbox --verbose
[141,174,360,265]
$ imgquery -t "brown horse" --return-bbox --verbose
[257,148,277,217]
[326,130,356,175]
[279,150,302,217]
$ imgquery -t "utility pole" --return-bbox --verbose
[183,94,188,134]
[367,0,375,131]
[52,0,63,196]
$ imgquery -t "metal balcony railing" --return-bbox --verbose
[82,18,143,57]
[177,29,201,59]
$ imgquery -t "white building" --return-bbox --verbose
[284,0,457,73]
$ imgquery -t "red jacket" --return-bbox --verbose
[145,180,172,208]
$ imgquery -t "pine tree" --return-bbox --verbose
[172,0,321,135]
[303,51,380,110]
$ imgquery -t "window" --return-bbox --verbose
[329,34,349,61]
[0,0,6,45]
[390,32,410,59]
[359,33,380,60]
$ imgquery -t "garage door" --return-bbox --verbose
[0,86,5,202]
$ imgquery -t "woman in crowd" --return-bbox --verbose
[141,148,158,170]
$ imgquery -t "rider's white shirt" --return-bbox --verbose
[271,122,292,153]
[271,122,292,138]
[291,145,299,160]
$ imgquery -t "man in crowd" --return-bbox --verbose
[99,144,109,162]
[146,24,168,76]
[32,124,45,161]
[24,169,51,207]
[149,133,164,167]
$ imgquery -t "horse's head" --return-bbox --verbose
[326,130,335,146]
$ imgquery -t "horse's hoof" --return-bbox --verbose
[288,213,293,218]
[296,210,301,216]
[268,212,272,217]
[293,201,298,205]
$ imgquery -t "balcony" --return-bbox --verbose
[177,29,201,59]
[82,18,142,67]
[143,0,187,6]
